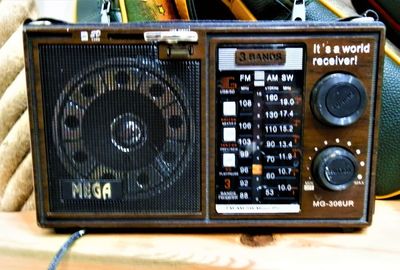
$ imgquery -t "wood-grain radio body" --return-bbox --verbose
[23,21,385,228]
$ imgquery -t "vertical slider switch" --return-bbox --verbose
[223,101,236,116]
[223,153,236,167]
[252,164,262,175]
[254,71,265,87]
[223,127,236,142]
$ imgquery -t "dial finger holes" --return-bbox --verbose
[164,151,176,163]
[73,151,88,163]
[169,115,183,129]
[81,83,96,98]
[149,83,166,98]
[137,173,149,188]
[101,173,115,180]
[115,70,129,85]
[64,115,79,129]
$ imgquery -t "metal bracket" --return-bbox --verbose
[101,0,111,24]
[292,0,306,21]
[144,30,198,44]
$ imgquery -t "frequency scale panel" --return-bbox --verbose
[215,45,304,214]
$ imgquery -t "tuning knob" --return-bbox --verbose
[311,73,367,126]
[312,147,358,191]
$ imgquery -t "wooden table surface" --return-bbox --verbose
[0,200,399,270]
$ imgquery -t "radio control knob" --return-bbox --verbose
[311,73,367,126]
[312,147,358,191]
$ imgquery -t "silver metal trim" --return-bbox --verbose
[144,30,198,44]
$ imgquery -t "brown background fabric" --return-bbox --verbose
[0,0,36,211]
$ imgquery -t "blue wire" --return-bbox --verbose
[48,229,86,270]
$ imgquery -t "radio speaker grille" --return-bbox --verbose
[39,44,201,214]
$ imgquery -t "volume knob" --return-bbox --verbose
[312,147,358,191]
[311,73,367,126]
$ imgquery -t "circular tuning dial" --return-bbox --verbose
[312,147,358,191]
[311,73,367,126]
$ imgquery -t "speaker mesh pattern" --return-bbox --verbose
[39,44,201,214]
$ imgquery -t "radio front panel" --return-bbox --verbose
[24,21,384,228]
